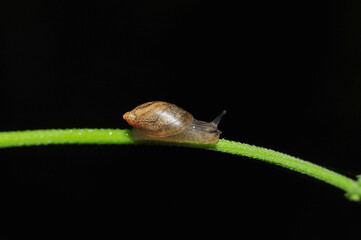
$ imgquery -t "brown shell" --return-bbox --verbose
[123,101,193,137]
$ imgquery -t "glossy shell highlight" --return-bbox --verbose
[123,101,193,137]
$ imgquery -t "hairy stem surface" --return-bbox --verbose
[0,128,360,201]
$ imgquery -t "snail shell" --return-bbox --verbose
[123,101,226,144]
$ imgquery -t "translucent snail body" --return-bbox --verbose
[123,101,226,144]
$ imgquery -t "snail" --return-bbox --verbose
[123,101,226,144]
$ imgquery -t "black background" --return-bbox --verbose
[1,0,361,238]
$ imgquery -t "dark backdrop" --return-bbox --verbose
[1,0,361,238]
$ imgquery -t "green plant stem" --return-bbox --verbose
[0,128,360,201]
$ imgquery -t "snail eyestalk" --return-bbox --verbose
[212,110,227,126]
